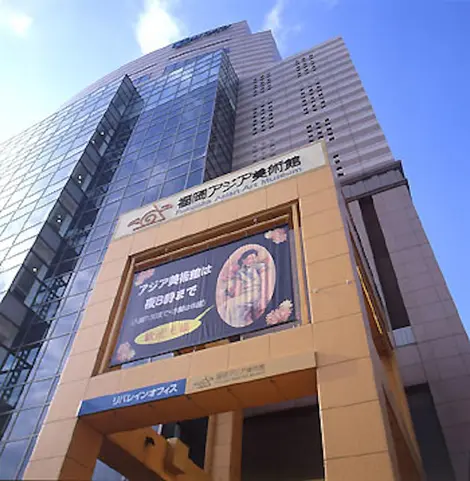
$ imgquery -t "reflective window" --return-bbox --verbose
[21,379,54,408]
[9,407,43,440]
[0,439,28,479]
[0,50,239,480]
[34,336,69,379]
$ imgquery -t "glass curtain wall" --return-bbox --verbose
[0,77,135,480]
[0,49,238,480]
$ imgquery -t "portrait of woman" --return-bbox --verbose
[216,243,276,328]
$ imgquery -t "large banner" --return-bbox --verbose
[110,226,296,366]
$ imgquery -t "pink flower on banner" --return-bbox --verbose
[264,228,287,244]
[116,342,136,363]
[134,269,155,286]
[266,300,293,325]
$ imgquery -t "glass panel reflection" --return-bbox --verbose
[0,439,28,479]
[0,50,239,480]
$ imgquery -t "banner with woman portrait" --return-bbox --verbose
[110,225,296,366]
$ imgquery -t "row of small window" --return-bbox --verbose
[295,54,317,78]
[252,101,274,135]
[300,82,326,114]
[332,154,344,177]
[306,119,336,143]
[252,72,272,97]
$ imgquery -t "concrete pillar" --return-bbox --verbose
[298,171,420,481]
[23,419,103,480]
[205,411,243,481]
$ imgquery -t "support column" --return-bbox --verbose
[23,418,103,480]
[298,170,413,480]
[205,411,243,481]
[314,314,400,481]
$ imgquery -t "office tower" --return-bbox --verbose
[0,21,467,481]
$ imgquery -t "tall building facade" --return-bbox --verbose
[0,21,467,481]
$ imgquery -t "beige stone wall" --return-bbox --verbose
[24,159,424,481]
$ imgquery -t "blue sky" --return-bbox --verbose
[0,0,469,332]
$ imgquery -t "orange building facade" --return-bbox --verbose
[23,142,425,481]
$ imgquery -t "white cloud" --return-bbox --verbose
[0,3,33,37]
[262,0,285,39]
[262,0,301,51]
[136,0,186,54]
[6,11,33,35]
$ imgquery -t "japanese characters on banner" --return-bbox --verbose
[78,379,186,416]
[110,226,296,366]
[114,142,326,239]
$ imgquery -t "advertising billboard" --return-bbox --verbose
[110,226,296,366]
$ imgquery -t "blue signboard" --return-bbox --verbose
[172,24,231,48]
[110,226,296,367]
[78,379,186,416]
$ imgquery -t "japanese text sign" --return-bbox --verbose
[111,226,296,366]
[114,142,326,239]
[78,379,186,416]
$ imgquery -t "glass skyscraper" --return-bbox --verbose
[0,48,237,480]
[0,20,468,481]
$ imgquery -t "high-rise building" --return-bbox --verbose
[0,21,467,481]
